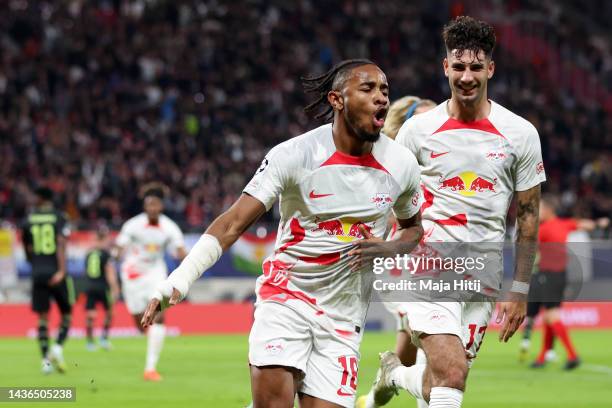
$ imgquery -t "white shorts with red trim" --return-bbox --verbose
[404,300,494,367]
[121,270,166,315]
[248,301,362,408]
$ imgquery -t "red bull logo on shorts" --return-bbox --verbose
[438,171,496,196]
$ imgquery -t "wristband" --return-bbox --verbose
[510,280,529,295]
[152,234,222,302]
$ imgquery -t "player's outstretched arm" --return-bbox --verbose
[577,217,610,231]
[497,184,540,342]
[141,193,266,328]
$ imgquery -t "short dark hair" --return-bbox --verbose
[442,16,496,59]
[302,59,375,121]
[96,223,110,239]
[34,186,54,202]
[140,182,167,200]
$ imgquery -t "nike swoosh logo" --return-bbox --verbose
[430,151,450,158]
[309,190,333,199]
[336,389,355,397]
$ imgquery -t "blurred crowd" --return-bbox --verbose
[0,0,609,231]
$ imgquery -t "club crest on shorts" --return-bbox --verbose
[264,340,285,356]
[371,193,392,210]
[427,310,448,326]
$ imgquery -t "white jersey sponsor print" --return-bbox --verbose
[116,213,185,282]
[244,124,421,327]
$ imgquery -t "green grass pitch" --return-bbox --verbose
[0,330,611,407]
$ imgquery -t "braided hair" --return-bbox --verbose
[302,59,375,121]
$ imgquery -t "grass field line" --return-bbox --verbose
[582,364,612,375]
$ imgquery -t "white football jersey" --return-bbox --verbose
[396,100,546,242]
[116,213,185,281]
[244,124,422,327]
[395,100,546,291]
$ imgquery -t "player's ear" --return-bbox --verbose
[487,59,495,79]
[327,90,344,111]
[443,57,449,78]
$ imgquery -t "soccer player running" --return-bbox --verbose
[358,96,436,408]
[84,225,120,351]
[142,59,424,408]
[21,187,73,374]
[523,194,609,369]
[362,16,546,408]
[115,183,187,381]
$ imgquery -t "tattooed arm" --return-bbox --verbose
[513,185,540,283]
[497,184,540,342]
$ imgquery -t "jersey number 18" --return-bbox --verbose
[30,224,56,255]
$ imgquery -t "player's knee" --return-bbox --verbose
[429,353,467,390]
[442,362,468,390]
[251,366,297,407]
[252,394,294,408]
[251,381,294,407]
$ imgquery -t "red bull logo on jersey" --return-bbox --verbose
[145,243,161,253]
[313,219,372,242]
[371,193,393,210]
[438,171,497,196]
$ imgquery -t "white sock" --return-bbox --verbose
[145,323,166,371]
[428,387,463,408]
[390,364,425,400]
[364,391,377,408]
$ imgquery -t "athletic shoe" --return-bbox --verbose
[49,344,67,373]
[355,394,369,408]
[564,357,581,371]
[99,338,112,351]
[143,369,162,381]
[369,351,401,406]
[41,358,53,375]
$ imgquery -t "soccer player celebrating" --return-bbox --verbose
[362,16,546,408]
[115,182,187,381]
[83,225,120,351]
[142,59,424,408]
[22,187,73,374]
[357,96,435,408]
[524,194,609,369]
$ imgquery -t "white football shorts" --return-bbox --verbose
[249,301,362,408]
[403,300,494,366]
[121,272,166,315]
